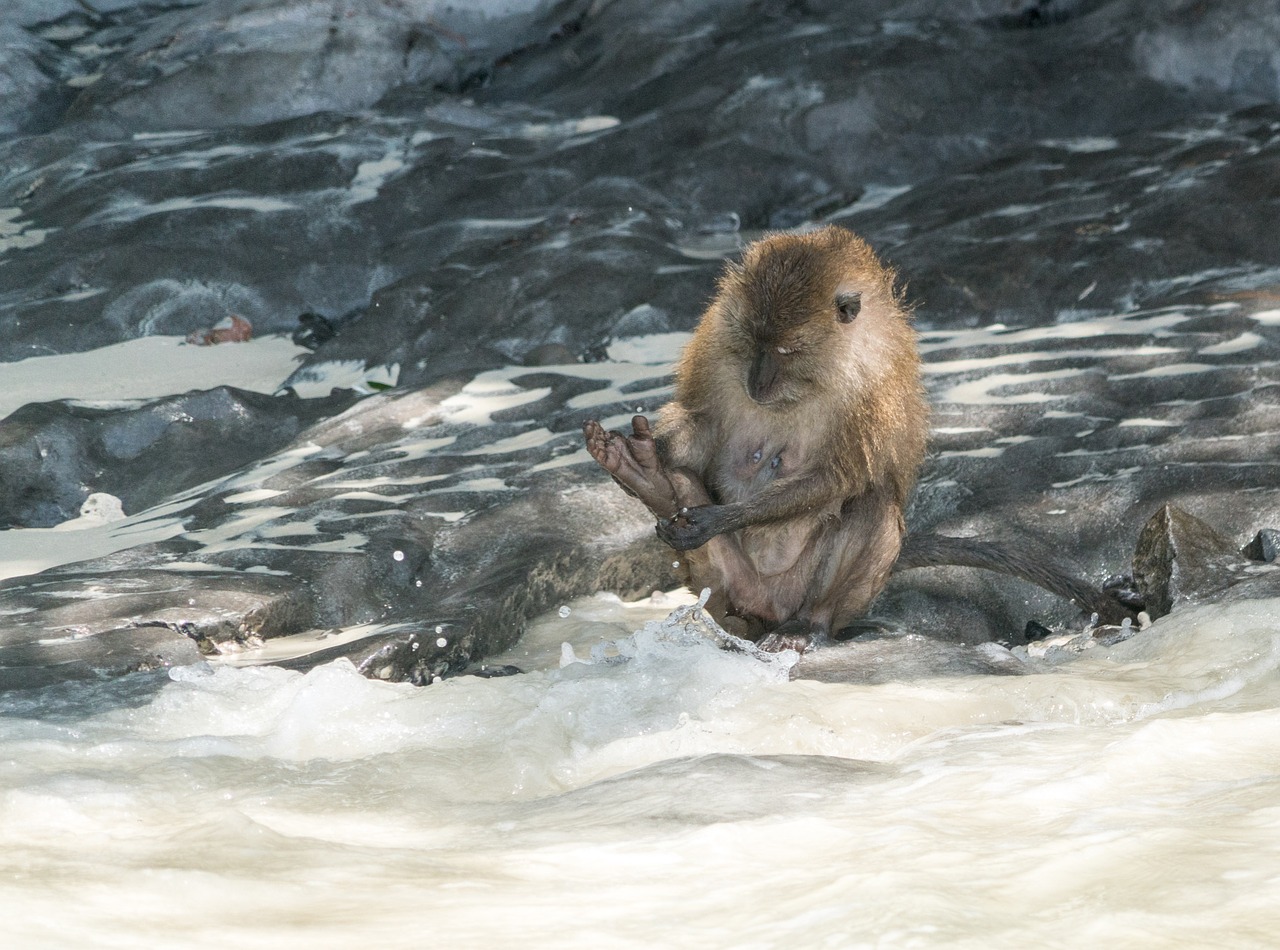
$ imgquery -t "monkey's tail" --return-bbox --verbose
[894,532,1133,625]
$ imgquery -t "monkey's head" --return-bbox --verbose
[701,225,913,409]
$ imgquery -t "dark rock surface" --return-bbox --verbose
[2,0,1280,685]
[1131,504,1256,618]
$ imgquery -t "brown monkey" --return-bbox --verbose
[586,225,926,650]
[584,225,1127,651]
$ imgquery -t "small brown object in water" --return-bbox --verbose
[186,314,253,346]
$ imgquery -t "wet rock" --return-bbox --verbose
[1024,619,1056,643]
[0,567,306,689]
[65,0,587,131]
[1131,505,1256,619]
[1241,528,1280,563]
[0,386,357,528]
[0,24,60,135]
[2,0,1280,686]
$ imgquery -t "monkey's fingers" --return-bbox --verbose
[656,509,710,551]
[582,419,620,473]
[630,415,653,440]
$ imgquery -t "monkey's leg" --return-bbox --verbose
[753,496,904,653]
[663,471,804,632]
[582,418,800,639]
[583,415,681,518]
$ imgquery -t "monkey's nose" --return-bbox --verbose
[747,350,781,402]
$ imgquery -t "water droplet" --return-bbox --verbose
[558,605,571,619]
[392,549,405,562]
[672,561,680,569]
[435,625,443,634]
[431,675,442,685]
[415,580,422,588]
[436,637,447,648]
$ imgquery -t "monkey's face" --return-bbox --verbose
[735,295,860,405]
[720,231,881,408]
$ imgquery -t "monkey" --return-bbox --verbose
[583,225,1130,652]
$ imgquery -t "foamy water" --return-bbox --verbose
[2,589,1278,948]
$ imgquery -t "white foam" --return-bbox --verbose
[829,184,912,216]
[1,596,1278,946]
[1117,417,1180,428]
[938,368,1086,405]
[284,360,400,397]
[348,149,406,205]
[518,115,620,139]
[1040,136,1119,152]
[100,195,297,223]
[1110,362,1216,380]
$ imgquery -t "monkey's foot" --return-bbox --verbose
[757,619,817,654]
[582,415,679,517]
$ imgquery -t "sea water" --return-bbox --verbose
[1,588,1278,948]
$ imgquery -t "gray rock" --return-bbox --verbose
[1241,528,1280,563]
[0,387,356,528]
[1131,505,1257,619]
[2,0,1280,686]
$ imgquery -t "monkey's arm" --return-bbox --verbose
[656,471,844,551]
[894,532,1136,624]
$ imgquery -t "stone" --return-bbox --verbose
[3,0,1280,685]
[1131,505,1256,620]
[1241,528,1280,563]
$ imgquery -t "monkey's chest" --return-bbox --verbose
[711,435,833,578]
[711,430,804,504]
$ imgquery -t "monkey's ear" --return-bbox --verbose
[836,291,862,323]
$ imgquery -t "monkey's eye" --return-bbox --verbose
[836,291,862,323]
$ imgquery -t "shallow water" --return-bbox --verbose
[2,590,1278,948]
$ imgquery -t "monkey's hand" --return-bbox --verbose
[656,505,726,550]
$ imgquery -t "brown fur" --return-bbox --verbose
[585,226,928,649]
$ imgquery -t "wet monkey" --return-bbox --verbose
[584,226,1126,650]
